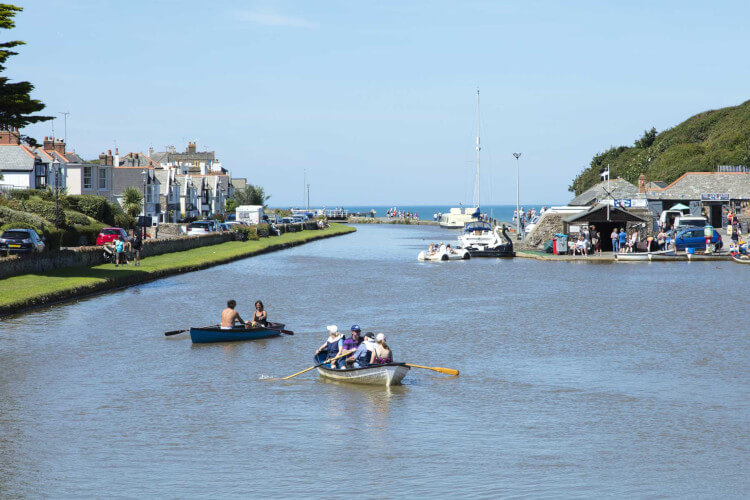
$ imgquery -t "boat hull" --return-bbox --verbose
[190,323,285,343]
[731,254,750,264]
[314,354,409,386]
[418,249,470,261]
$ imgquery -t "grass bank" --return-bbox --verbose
[0,224,355,317]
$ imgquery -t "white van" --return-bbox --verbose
[674,215,707,230]
[236,205,264,225]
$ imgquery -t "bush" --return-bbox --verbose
[68,195,112,222]
[231,225,258,241]
[0,196,23,211]
[64,210,92,226]
[1,222,38,231]
[7,189,32,201]
[0,206,47,231]
[41,227,63,251]
[61,224,104,247]
[24,198,66,227]
[256,223,270,238]
[114,212,135,229]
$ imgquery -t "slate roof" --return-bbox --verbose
[569,178,640,206]
[564,203,646,223]
[151,151,215,164]
[0,145,38,171]
[648,172,750,200]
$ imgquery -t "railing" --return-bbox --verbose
[717,165,749,173]
[0,184,29,193]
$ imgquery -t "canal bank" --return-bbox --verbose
[0,224,355,317]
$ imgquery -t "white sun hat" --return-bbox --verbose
[327,325,338,335]
[376,333,386,342]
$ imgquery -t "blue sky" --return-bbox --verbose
[9,0,750,206]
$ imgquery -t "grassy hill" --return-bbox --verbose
[569,100,750,195]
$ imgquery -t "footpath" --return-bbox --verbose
[0,224,355,318]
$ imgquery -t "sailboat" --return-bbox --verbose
[439,90,483,229]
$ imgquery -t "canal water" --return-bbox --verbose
[1,224,748,498]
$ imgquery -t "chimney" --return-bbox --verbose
[187,141,196,154]
[114,148,119,167]
[99,152,107,165]
[638,174,647,193]
[148,146,154,157]
[0,127,20,145]
[53,138,66,154]
[106,149,114,166]
[44,136,54,150]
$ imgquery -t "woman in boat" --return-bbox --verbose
[315,325,345,369]
[252,300,268,326]
[372,333,393,364]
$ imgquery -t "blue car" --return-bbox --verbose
[667,227,722,251]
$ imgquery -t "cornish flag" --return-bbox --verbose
[600,167,610,181]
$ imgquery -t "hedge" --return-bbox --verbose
[0,206,47,231]
[64,210,92,226]
[24,198,67,227]
[231,225,259,241]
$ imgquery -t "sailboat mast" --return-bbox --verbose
[475,89,481,210]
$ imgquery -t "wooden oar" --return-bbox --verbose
[405,363,459,376]
[165,329,188,336]
[266,352,350,381]
[264,325,294,335]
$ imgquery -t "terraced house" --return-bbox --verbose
[0,130,77,193]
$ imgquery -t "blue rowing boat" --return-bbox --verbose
[189,322,286,343]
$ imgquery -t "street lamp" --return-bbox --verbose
[513,152,522,240]
[141,170,147,240]
[52,159,61,229]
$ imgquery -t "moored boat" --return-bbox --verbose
[190,322,286,343]
[418,247,470,261]
[460,222,514,257]
[313,353,410,386]
[731,254,750,264]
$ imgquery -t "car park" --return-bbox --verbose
[96,227,129,246]
[0,228,46,254]
[187,221,215,235]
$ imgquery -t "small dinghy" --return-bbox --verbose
[418,247,470,261]
[614,253,650,261]
[190,322,286,343]
[313,353,410,386]
[731,253,750,265]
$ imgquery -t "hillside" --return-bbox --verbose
[569,100,750,195]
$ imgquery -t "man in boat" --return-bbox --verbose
[347,332,377,368]
[221,300,248,330]
[342,325,362,352]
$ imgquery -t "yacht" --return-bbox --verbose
[440,90,483,229]
[458,221,514,257]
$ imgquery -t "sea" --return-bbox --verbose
[332,204,548,222]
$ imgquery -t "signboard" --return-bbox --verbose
[136,215,152,227]
[612,199,648,208]
[701,193,729,201]
[569,225,581,233]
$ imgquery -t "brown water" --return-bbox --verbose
[1,224,748,498]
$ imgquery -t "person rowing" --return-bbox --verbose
[348,331,377,368]
[315,325,345,369]
[221,300,248,330]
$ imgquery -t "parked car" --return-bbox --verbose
[225,213,236,222]
[525,215,540,234]
[218,223,231,232]
[0,228,46,254]
[96,227,129,246]
[187,221,215,236]
[292,215,308,223]
[667,227,722,251]
[281,217,295,224]
[197,219,219,232]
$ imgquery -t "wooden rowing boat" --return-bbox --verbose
[731,254,750,265]
[313,353,410,386]
[190,322,286,343]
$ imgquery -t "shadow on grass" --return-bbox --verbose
[39,265,151,281]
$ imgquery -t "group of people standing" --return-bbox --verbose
[110,229,143,267]
[316,325,393,369]
[573,224,603,255]
[388,208,419,220]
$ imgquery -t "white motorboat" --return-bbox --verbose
[314,354,409,386]
[418,247,470,261]
[458,221,514,257]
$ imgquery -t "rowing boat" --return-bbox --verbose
[313,353,410,386]
[731,254,750,265]
[190,322,286,343]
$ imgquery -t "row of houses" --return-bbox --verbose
[0,129,246,223]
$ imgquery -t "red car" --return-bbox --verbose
[96,227,129,246]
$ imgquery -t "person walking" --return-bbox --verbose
[611,228,619,253]
[618,228,627,253]
[131,229,143,266]
[114,236,125,267]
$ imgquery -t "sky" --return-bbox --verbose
[8,0,750,206]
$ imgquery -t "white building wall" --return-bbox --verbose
[0,171,33,189]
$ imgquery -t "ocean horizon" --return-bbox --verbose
[285,204,552,222]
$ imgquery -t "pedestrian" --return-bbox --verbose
[114,236,124,267]
[611,228,619,253]
[433,212,437,222]
[131,229,143,266]
[618,227,627,253]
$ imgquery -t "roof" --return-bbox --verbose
[570,178,640,206]
[647,172,750,200]
[563,203,646,223]
[112,167,161,196]
[0,145,38,171]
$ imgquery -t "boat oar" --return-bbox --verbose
[405,363,459,376]
[266,352,350,381]
[165,329,188,336]
[264,325,294,335]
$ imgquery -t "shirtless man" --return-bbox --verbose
[220,300,247,329]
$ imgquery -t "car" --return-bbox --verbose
[292,215,308,223]
[281,217,295,224]
[667,227,722,251]
[96,227,129,246]
[0,228,46,254]
[525,215,540,234]
[218,223,231,232]
[225,213,236,222]
[187,221,215,235]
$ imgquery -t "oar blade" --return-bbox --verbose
[432,366,459,376]
[164,329,188,336]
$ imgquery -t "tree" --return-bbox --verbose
[232,184,270,208]
[635,127,657,149]
[121,187,144,217]
[0,4,53,145]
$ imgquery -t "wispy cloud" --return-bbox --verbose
[235,10,317,28]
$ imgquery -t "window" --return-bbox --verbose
[202,189,209,204]
[35,163,47,188]
[98,168,107,189]
[146,186,153,203]
[83,166,92,189]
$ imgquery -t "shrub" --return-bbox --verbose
[64,210,92,226]
[7,189,32,200]
[68,194,112,223]
[231,225,258,241]
[0,196,23,210]
[1,222,38,231]
[61,224,104,247]
[24,198,67,227]
[114,212,135,229]
[256,223,270,238]
[0,206,47,231]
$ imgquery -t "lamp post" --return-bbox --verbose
[141,170,147,240]
[52,159,60,229]
[513,152,522,240]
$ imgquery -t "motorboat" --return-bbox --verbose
[459,222,514,257]
[439,207,480,229]
[314,353,410,386]
[418,246,470,261]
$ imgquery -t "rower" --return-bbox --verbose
[251,300,268,326]
[220,300,247,330]
[350,332,377,368]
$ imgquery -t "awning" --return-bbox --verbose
[563,203,645,223]
[670,203,690,210]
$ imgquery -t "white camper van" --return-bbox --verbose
[236,205,265,225]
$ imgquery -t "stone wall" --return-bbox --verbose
[524,212,564,248]
[0,232,235,279]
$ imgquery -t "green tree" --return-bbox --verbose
[0,4,53,145]
[232,184,270,208]
[121,187,144,217]
[634,127,657,148]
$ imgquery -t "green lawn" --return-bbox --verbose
[0,224,355,314]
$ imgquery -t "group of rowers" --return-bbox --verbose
[426,241,458,255]
[315,324,394,369]
[220,299,268,329]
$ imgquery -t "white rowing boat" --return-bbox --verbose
[418,247,470,261]
[314,354,410,386]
